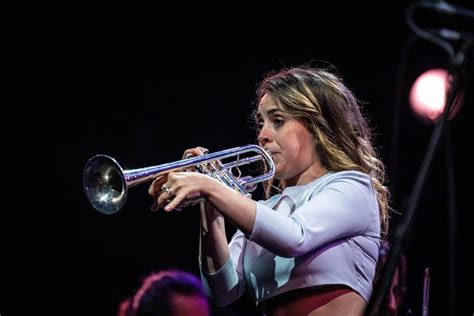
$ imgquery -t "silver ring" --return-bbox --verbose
[161,184,173,196]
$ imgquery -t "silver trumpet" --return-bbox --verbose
[83,144,275,214]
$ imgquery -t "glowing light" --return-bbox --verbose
[408,68,463,124]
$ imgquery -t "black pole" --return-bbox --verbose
[445,126,457,316]
[366,46,466,316]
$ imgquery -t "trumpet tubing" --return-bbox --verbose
[83,144,275,214]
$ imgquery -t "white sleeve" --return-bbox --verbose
[199,230,248,306]
[249,172,379,257]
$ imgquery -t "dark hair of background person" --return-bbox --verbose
[117,269,211,316]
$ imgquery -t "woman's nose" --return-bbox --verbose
[258,125,272,146]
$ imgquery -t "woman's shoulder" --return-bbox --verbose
[260,171,372,205]
[311,170,371,186]
[306,170,374,197]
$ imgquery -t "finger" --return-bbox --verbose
[154,194,174,211]
[157,189,174,206]
[164,192,184,212]
[182,147,209,159]
[183,151,196,159]
[151,200,159,212]
[197,147,209,155]
[183,148,201,159]
[165,189,184,212]
[148,174,167,197]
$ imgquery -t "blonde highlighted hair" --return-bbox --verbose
[255,66,390,238]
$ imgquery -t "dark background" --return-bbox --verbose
[8,2,473,315]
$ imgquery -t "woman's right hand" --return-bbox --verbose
[147,146,209,212]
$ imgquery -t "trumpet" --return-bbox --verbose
[83,144,275,214]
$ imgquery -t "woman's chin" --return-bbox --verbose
[274,167,285,180]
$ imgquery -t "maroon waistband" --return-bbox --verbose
[258,285,353,315]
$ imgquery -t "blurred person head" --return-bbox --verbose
[118,269,210,316]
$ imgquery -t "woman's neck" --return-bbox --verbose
[286,162,328,187]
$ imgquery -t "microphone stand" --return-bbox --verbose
[365,34,470,316]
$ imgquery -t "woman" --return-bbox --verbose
[149,66,390,315]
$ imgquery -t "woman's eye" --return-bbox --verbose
[256,117,284,130]
[272,118,284,127]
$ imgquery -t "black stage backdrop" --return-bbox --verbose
[8,2,473,315]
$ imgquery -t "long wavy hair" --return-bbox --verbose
[254,65,390,238]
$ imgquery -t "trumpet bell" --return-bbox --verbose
[83,154,127,214]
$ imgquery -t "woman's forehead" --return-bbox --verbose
[258,94,282,113]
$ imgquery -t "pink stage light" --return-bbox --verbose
[408,68,463,124]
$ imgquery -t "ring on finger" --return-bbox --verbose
[161,184,173,196]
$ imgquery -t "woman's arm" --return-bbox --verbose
[199,201,229,273]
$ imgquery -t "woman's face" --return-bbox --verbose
[257,93,321,186]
